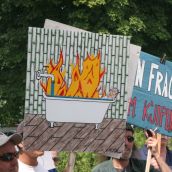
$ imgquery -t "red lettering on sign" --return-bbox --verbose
[153,105,160,126]
[128,97,137,117]
[142,100,154,121]
[142,100,172,132]
[165,108,172,131]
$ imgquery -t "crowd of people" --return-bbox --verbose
[0,124,172,172]
[92,125,172,172]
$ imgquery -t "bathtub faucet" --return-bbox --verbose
[36,70,55,96]
[36,70,55,82]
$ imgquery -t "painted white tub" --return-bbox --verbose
[43,93,116,127]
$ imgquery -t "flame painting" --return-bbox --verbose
[25,27,131,123]
[23,26,138,156]
[36,50,117,126]
[40,50,106,98]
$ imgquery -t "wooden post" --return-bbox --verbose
[156,133,161,155]
[145,132,161,172]
[145,148,152,172]
[64,152,76,172]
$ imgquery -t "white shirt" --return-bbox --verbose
[18,159,48,172]
[38,151,56,171]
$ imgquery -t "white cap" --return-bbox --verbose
[0,132,22,147]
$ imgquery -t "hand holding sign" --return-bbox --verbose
[145,130,171,172]
[145,129,159,172]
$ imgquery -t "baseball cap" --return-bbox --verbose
[0,132,22,147]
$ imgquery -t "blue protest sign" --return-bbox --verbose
[127,51,172,136]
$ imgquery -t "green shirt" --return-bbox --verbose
[92,158,160,172]
[92,159,116,172]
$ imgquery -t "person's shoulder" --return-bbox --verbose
[130,158,146,165]
[92,160,113,172]
[129,158,147,172]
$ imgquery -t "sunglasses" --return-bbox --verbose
[126,136,134,143]
[0,152,19,162]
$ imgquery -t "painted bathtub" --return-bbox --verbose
[43,93,116,127]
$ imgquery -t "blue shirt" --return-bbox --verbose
[48,169,57,172]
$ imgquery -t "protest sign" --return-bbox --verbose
[128,51,172,136]
[25,27,130,121]
[22,22,140,158]
[44,19,141,119]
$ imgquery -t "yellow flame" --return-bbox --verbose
[40,51,105,98]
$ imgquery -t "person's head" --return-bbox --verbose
[0,132,22,172]
[160,134,169,147]
[120,124,134,160]
[16,121,44,165]
[17,141,44,166]
[18,143,44,159]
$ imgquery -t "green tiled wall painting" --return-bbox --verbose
[25,27,130,119]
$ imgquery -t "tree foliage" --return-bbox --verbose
[1,1,172,171]
[0,0,172,125]
[57,152,96,172]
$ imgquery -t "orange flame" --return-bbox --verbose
[40,50,67,96]
[41,51,106,98]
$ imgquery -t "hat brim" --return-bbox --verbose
[8,133,22,145]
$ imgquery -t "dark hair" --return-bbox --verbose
[126,123,134,134]
[4,131,16,136]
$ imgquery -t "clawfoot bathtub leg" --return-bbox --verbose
[49,122,54,128]
[95,124,99,129]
